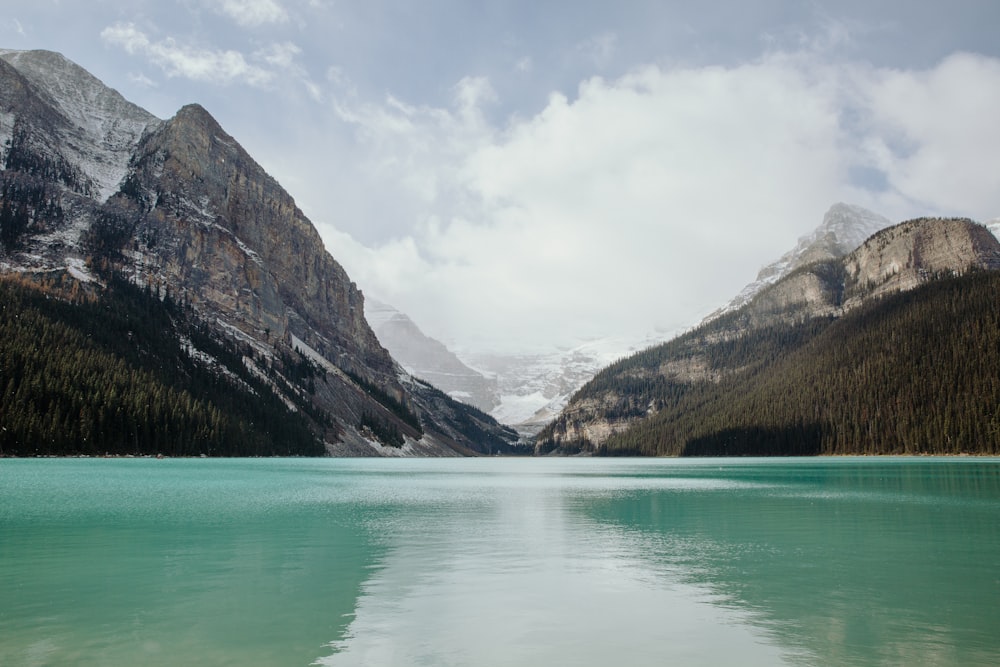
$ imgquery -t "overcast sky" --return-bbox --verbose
[4,1,1000,354]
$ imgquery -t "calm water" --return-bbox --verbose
[2,457,999,666]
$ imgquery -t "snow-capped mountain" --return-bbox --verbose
[706,203,891,321]
[364,295,665,435]
[0,49,159,202]
[461,331,669,435]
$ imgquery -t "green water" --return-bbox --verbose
[1,458,998,666]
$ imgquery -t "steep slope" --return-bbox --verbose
[0,48,518,456]
[0,49,159,201]
[538,218,1000,456]
[365,298,499,412]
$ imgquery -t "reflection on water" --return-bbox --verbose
[2,458,999,666]
[320,458,1000,667]
[321,470,793,666]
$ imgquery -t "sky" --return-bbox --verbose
[3,1,1000,354]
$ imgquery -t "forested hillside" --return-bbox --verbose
[539,269,1000,456]
[0,274,327,456]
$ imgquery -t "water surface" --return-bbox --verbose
[2,457,998,666]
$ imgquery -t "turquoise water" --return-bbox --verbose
[1,457,999,666]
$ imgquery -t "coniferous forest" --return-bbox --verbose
[0,273,326,457]
[541,269,1000,457]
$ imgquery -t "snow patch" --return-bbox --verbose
[491,391,550,425]
[65,257,94,283]
[0,49,161,202]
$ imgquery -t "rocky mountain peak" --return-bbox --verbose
[708,203,890,320]
[0,48,160,202]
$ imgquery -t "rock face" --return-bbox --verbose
[539,216,1000,454]
[120,103,394,389]
[843,217,1000,304]
[0,48,518,456]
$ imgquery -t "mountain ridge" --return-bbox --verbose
[537,216,1000,456]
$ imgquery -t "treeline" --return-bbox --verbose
[0,274,325,456]
[558,270,1000,456]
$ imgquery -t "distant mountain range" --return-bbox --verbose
[0,48,520,457]
[365,202,900,435]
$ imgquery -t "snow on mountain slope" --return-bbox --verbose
[365,295,670,434]
[707,203,891,321]
[0,49,160,201]
[461,331,670,434]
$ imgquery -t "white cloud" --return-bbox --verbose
[101,22,317,95]
[256,41,300,68]
[214,0,289,27]
[310,49,1000,355]
[101,22,275,86]
[855,52,1000,216]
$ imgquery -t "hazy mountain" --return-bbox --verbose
[365,298,499,413]
[0,48,520,457]
[537,217,1000,456]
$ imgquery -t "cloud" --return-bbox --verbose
[311,48,1000,354]
[214,0,289,27]
[101,22,275,86]
[100,22,317,95]
[854,52,1000,216]
[576,32,618,68]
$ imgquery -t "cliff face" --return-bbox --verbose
[120,104,395,388]
[843,217,1000,304]
[539,217,1000,454]
[0,49,519,456]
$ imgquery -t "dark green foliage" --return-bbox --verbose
[0,172,64,249]
[345,369,423,435]
[555,270,1000,457]
[83,198,141,261]
[359,411,404,448]
[0,275,325,457]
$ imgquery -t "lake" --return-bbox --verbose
[2,457,999,666]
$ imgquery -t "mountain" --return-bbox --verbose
[364,298,499,413]
[706,203,891,321]
[462,335,661,435]
[363,297,661,436]
[491,204,889,435]
[537,217,1000,456]
[0,48,520,457]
